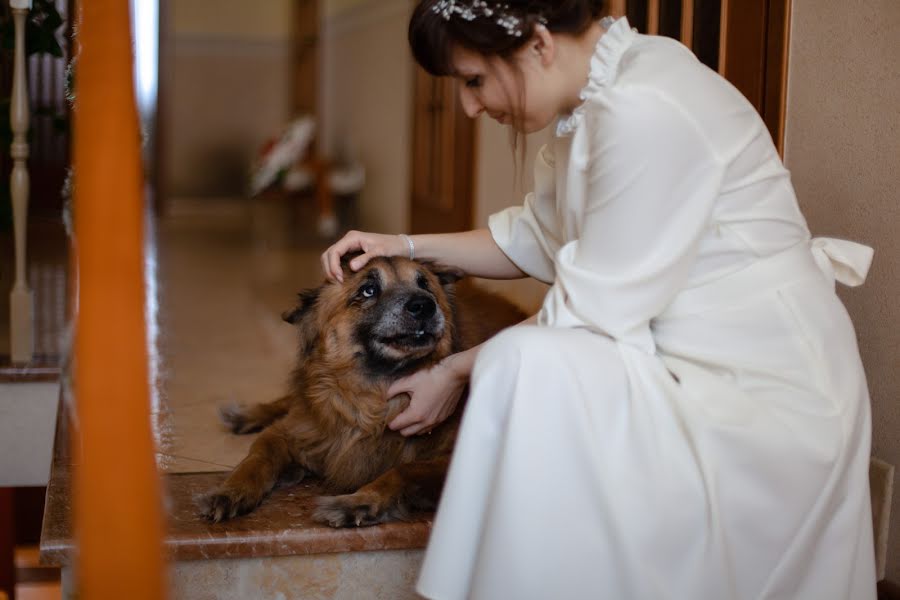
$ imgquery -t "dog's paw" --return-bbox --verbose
[218,404,265,435]
[313,494,393,528]
[196,486,262,523]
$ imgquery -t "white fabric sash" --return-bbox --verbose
[660,237,874,320]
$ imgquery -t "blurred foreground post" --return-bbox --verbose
[73,0,166,598]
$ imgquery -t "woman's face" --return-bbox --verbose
[451,41,560,134]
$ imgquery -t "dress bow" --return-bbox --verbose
[810,237,874,287]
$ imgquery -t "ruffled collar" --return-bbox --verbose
[556,16,636,137]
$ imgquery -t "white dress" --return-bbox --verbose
[416,17,877,600]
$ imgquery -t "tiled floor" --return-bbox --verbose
[152,197,330,473]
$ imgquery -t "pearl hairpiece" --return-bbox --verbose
[432,0,546,37]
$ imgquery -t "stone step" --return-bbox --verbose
[41,405,431,599]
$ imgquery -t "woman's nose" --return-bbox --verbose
[458,87,484,119]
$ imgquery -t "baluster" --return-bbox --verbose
[681,0,694,48]
[609,0,626,17]
[718,0,730,75]
[9,0,34,365]
[648,0,660,34]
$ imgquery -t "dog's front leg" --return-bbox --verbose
[219,394,295,434]
[313,457,449,528]
[198,425,305,522]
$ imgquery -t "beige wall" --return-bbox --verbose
[784,0,900,581]
[319,0,413,233]
[173,0,293,41]
[163,0,294,198]
[323,0,374,19]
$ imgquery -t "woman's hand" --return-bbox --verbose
[388,354,470,437]
[321,230,406,282]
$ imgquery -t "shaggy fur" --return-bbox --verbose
[198,256,526,527]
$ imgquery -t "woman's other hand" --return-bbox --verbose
[321,231,406,282]
[387,355,469,437]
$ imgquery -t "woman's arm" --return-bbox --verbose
[321,228,526,282]
[410,229,526,279]
[387,313,538,436]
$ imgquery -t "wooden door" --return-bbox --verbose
[614,0,792,154]
[293,0,318,117]
[409,68,476,234]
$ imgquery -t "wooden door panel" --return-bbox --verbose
[720,0,769,109]
[623,0,790,153]
[293,0,318,116]
[410,69,474,234]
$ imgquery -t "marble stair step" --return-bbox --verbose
[41,468,431,566]
[41,440,431,599]
[41,401,431,598]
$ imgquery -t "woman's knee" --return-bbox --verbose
[475,325,623,384]
[478,326,547,365]
[475,326,584,375]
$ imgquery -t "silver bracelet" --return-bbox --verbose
[398,234,415,260]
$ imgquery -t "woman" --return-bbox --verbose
[321,1,877,598]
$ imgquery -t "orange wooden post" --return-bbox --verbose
[72,0,166,598]
[609,0,626,17]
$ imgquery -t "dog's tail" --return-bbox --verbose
[219,395,294,435]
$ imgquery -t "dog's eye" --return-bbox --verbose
[416,275,430,291]
[359,284,378,299]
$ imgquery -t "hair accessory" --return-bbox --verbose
[432,0,544,37]
[399,234,416,260]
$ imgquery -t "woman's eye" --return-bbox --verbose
[360,284,377,299]
[465,76,482,89]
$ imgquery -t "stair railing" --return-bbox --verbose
[72,0,166,597]
[9,0,34,364]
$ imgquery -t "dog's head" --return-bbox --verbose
[283,256,463,378]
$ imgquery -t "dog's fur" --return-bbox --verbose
[198,256,526,527]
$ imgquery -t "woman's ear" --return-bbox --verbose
[532,24,556,67]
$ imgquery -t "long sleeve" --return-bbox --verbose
[488,144,563,284]
[540,85,726,354]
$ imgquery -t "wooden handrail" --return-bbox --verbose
[72,0,166,597]
[9,0,34,365]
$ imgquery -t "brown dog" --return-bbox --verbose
[198,256,525,527]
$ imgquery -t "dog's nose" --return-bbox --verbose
[405,295,436,319]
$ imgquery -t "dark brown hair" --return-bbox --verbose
[409,1,607,179]
[409,0,608,77]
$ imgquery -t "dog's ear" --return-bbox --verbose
[282,288,320,324]
[339,250,365,275]
[423,261,465,287]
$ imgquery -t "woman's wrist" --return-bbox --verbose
[397,234,415,260]
[443,345,480,382]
